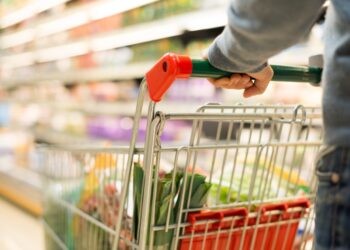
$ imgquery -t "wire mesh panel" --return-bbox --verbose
[43,104,322,250]
[43,147,142,250]
[133,104,322,250]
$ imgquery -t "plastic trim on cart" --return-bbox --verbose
[146,53,192,102]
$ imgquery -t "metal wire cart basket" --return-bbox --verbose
[42,53,323,250]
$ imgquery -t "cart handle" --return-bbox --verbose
[145,53,322,102]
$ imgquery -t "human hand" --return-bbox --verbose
[207,65,274,98]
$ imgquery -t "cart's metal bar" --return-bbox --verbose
[172,147,198,250]
[275,116,295,198]
[227,108,244,203]
[197,104,321,110]
[213,225,222,250]
[43,141,321,158]
[121,236,140,249]
[301,202,316,249]
[216,119,234,203]
[165,141,322,151]
[202,221,211,250]
[134,101,156,246]
[238,144,265,250]
[293,114,314,197]
[299,208,313,250]
[165,150,180,233]
[138,114,159,250]
[210,106,224,183]
[43,138,321,153]
[189,229,195,250]
[210,107,224,200]
[49,197,116,235]
[171,107,206,249]
[165,113,321,121]
[113,78,148,250]
[42,219,69,250]
[148,135,163,250]
[237,118,254,204]
[250,147,270,250]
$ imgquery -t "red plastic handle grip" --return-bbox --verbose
[145,53,192,102]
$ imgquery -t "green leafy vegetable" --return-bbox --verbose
[132,164,211,249]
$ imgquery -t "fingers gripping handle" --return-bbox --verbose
[145,53,322,102]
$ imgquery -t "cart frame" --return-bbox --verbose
[42,53,323,250]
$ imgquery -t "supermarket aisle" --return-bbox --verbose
[0,198,44,250]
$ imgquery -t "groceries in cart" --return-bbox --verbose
[43,145,315,250]
[132,158,313,250]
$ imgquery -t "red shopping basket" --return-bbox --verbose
[180,199,310,250]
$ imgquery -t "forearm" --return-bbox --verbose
[208,0,325,73]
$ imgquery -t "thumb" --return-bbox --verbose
[243,78,269,98]
[243,66,273,98]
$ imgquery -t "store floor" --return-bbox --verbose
[0,198,44,250]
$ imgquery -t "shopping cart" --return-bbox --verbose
[42,53,323,250]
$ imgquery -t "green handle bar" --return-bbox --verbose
[146,54,323,101]
[191,59,322,86]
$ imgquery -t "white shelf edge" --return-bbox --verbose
[32,127,100,144]
[1,7,226,67]
[0,0,70,29]
[9,99,206,116]
[0,62,153,86]
[0,0,158,39]
[0,164,44,190]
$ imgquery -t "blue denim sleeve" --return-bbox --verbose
[208,0,325,73]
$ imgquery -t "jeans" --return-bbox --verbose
[315,146,350,250]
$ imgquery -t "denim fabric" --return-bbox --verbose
[315,146,350,250]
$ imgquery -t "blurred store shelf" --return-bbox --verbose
[10,99,206,116]
[1,62,153,86]
[1,6,226,68]
[0,198,44,250]
[1,0,158,46]
[32,127,100,145]
[0,163,44,216]
[0,0,70,29]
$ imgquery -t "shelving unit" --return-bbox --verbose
[7,93,210,113]
[0,163,44,216]
[1,0,159,43]
[1,6,226,73]
[0,0,70,29]
[1,62,153,86]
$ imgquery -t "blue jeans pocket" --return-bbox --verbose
[314,146,350,250]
